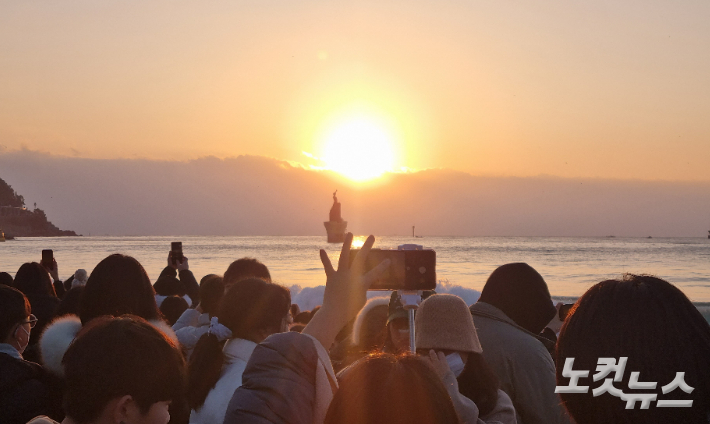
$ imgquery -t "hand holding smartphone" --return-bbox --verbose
[170,242,184,266]
[349,247,436,291]
[41,249,54,270]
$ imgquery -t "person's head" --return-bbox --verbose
[198,274,224,317]
[0,285,35,354]
[187,278,291,409]
[556,274,710,424]
[289,323,305,333]
[159,296,189,326]
[62,315,186,424]
[324,353,459,424]
[415,294,499,415]
[55,286,85,317]
[0,271,14,287]
[351,296,389,352]
[223,257,270,287]
[385,292,410,353]
[14,262,56,298]
[294,311,313,324]
[72,268,89,288]
[290,303,301,318]
[478,262,556,334]
[79,254,160,325]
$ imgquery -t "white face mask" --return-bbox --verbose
[446,352,466,377]
[15,325,30,354]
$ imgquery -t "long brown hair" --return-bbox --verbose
[325,353,459,424]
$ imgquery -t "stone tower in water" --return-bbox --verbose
[324,190,347,243]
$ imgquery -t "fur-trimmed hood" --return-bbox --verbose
[39,314,177,376]
[351,296,390,347]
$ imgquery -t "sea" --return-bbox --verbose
[2,235,710,308]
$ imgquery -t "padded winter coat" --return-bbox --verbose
[470,302,570,424]
[0,350,63,424]
[223,332,337,424]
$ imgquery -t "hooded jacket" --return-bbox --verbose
[172,308,211,359]
[223,332,337,424]
[470,302,569,424]
[38,314,177,376]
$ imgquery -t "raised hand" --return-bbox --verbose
[304,233,390,349]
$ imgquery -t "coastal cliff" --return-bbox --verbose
[0,177,77,237]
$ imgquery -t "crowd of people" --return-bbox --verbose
[1,233,709,424]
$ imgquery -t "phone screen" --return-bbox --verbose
[350,249,436,291]
[41,249,53,268]
[171,242,183,264]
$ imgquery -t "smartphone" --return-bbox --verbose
[559,303,574,321]
[171,242,183,265]
[349,248,436,291]
[41,249,54,269]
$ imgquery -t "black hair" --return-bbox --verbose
[14,262,56,298]
[294,311,313,324]
[79,254,160,325]
[160,295,189,326]
[198,274,224,317]
[556,274,710,424]
[456,352,500,416]
[223,258,271,286]
[62,315,186,424]
[0,285,30,341]
[55,286,84,317]
[0,271,14,287]
[324,353,459,424]
[187,278,290,409]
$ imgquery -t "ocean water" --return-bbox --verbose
[2,235,710,303]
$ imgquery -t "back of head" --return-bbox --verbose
[55,286,85,318]
[14,262,55,298]
[187,278,290,409]
[0,271,14,287]
[351,297,389,351]
[223,258,270,287]
[159,295,189,326]
[556,275,710,424]
[478,262,556,333]
[72,269,88,287]
[79,254,160,325]
[198,274,225,317]
[0,285,30,342]
[324,353,459,424]
[217,277,291,341]
[62,315,186,424]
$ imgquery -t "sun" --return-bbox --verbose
[320,116,397,181]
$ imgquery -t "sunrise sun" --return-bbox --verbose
[319,116,397,181]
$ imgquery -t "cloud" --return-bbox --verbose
[0,149,709,237]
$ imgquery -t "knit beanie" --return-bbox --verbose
[415,294,482,354]
[477,262,556,334]
[71,269,88,288]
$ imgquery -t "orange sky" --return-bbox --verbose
[1,0,709,180]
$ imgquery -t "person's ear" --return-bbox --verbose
[112,395,134,424]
